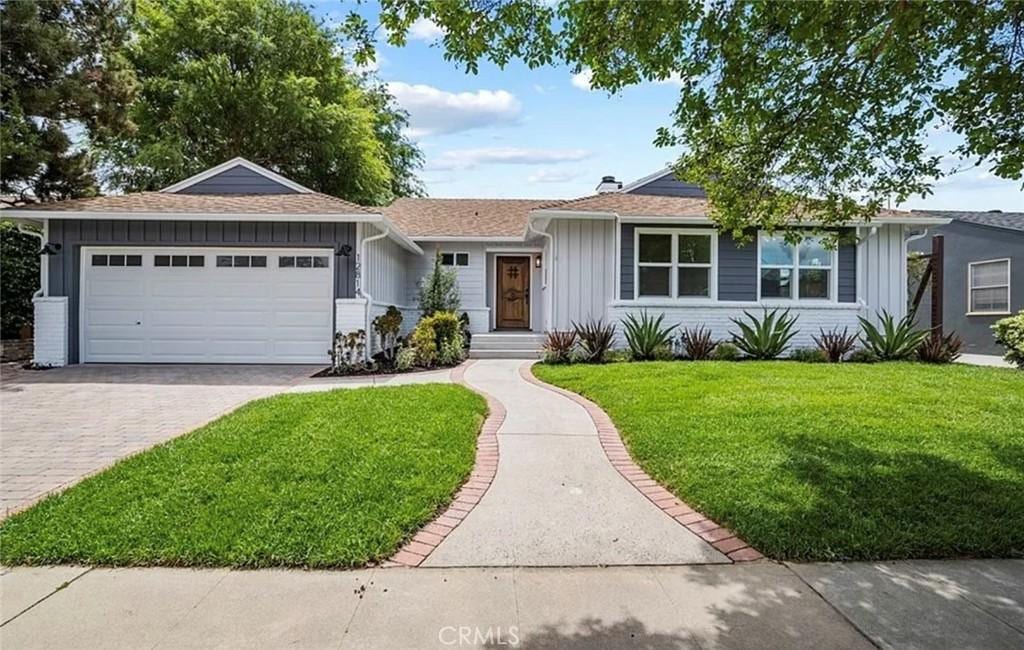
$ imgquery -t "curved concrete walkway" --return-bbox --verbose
[423,360,727,567]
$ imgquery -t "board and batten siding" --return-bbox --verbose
[859,223,908,322]
[549,218,616,330]
[177,166,298,194]
[46,218,356,363]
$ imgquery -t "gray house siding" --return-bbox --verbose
[619,224,857,303]
[178,166,299,194]
[909,220,1023,354]
[838,239,857,303]
[626,171,707,198]
[717,231,757,301]
[47,219,356,363]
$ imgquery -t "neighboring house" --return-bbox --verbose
[908,210,1023,354]
[4,159,947,366]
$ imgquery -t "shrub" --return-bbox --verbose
[605,349,633,363]
[428,311,462,349]
[652,345,675,361]
[543,330,577,364]
[729,309,799,360]
[329,330,369,374]
[993,311,1024,369]
[372,306,403,364]
[858,310,929,360]
[713,342,741,361]
[847,349,878,363]
[813,327,858,362]
[681,325,717,360]
[917,331,963,364]
[622,311,676,360]
[790,347,828,363]
[438,331,466,365]
[395,345,416,372]
[417,252,461,316]
[573,318,616,363]
[0,221,39,339]
[410,320,438,367]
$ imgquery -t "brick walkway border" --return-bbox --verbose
[387,360,505,567]
[520,362,763,562]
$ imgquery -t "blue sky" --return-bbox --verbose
[317,2,1022,211]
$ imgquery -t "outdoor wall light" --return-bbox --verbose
[39,242,62,256]
[535,255,542,269]
[337,244,353,257]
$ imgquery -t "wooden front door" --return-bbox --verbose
[496,256,530,329]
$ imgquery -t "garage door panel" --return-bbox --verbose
[82,247,333,364]
[85,309,145,326]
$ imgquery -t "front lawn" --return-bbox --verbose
[0,384,487,568]
[534,361,1024,561]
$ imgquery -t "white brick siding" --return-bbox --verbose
[32,296,68,367]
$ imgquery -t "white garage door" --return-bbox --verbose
[81,247,334,364]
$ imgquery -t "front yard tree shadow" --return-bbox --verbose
[769,435,1024,561]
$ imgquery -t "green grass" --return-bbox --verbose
[534,361,1024,561]
[0,384,487,568]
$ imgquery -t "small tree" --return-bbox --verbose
[0,221,40,338]
[417,252,460,316]
[372,305,403,364]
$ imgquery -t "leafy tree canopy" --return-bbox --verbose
[348,0,1023,231]
[101,0,422,204]
[0,0,136,204]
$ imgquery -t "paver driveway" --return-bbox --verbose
[0,363,317,516]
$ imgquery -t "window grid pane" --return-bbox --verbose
[970,261,1009,288]
[971,287,1009,313]
[638,267,671,297]
[678,235,711,264]
[799,269,830,299]
[760,268,793,299]
[678,267,710,297]
[638,234,672,263]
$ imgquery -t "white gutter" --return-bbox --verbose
[526,218,555,331]
[359,224,390,356]
[17,222,46,298]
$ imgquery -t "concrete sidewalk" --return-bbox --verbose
[3,560,1021,649]
[423,360,725,566]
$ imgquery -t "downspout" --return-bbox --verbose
[359,224,390,357]
[17,222,46,298]
[527,218,554,331]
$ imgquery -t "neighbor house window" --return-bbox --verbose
[968,259,1010,314]
[759,233,834,300]
[635,229,715,298]
[441,252,470,267]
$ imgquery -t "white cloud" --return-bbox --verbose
[571,68,594,91]
[386,82,522,138]
[528,169,580,183]
[425,147,593,171]
[408,17,445,42]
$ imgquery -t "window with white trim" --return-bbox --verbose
[441,252,470,267]
[635,229,715,298]
[968,259,1010,314]
[759,233,834,300]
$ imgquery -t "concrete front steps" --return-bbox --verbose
[469,332,546,359]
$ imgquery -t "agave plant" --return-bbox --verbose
[812,327,859,362]
[729,309,799,360]
[622,311,676,360]
[858,310,929,360]
[681,325,718,360]
[917,331,963,364]
[572,318,616,363]
[542,330,578,364]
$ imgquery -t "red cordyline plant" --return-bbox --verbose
[812,327,858,362]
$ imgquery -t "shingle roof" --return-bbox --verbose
[537,193,710,217]
[382,198,560,237]
[538,192,917,219]
[14,191,378,215]
[914,210,1024,233]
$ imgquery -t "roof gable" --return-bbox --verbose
[620,168,707,198]
[161,157,314,195]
